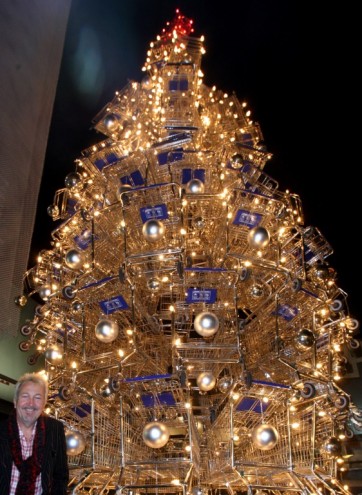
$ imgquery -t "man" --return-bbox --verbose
[0,372,69,494]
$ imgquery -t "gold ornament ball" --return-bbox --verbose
[44,344,63,364]
[252,424,279,450]
[197,371,216,391]
[247,226,270,249]
[143,421,170,448]
[142,219,165,241]
[95,318,119,343]
[194,311,219,337]
[65,430,86,456]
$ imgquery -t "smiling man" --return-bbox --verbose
[0,372,69,495]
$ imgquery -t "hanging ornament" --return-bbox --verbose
[252,424,279,450]
[147,278,161,291]
[142,219,165,241]
[192,487,203,495]
[142,421,170,448]
[296,328,315,350]
[323,436,342,457]
[65,249,83,270]
[194,311,219,337]
[95,318,119,343]
[104,113,120,131]
[217,375,233,393]
[38,284,52,301]
[65,430,86,456]
[64,171,82,190]
[247,226,270,249]
[197,371,216,391]
[44,344,63,364]
[185,178,205,194]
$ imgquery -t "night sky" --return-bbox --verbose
[31,0,360,328]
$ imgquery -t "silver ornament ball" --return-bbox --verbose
[65,430,86,456]
[248,226,270,249]
[192,487,203,495]
[44,344,63,363]
[323,436,342,457]
[185,178,205,194]
[95,318,119,343]
[142,219,165,241]
[147,278,161,291]
[218,375,233,393]
[143,421,170,448]
[65,249,82,270]
[197,371,216,392]
[194,311,219,337]
[65,172,82,189]
[296,328,315,350]
[104,113,120,131]
[252,424,279,450]
[38,284,52,301]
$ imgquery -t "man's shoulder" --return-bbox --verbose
[43,414,65,430]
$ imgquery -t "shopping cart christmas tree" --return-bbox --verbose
[18,10,362,495]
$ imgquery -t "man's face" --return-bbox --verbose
[14,381,46,428]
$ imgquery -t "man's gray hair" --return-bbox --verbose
[14,372,49,403]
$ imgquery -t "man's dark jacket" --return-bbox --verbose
[0,413,69,495]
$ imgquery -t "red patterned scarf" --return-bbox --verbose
[8,411,46,495]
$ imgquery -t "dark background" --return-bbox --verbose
[30,0,360,329]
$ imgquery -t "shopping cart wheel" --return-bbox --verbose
[177,260,184,278]
[300,382,316,399]
[20,324,32,336]
[329,299,343,312]
[19,341,30,352]
[118,266,126,283]
[59,386,72,401]
[62,285,76,300]
[239,267,251,281]
[334,394,349,410]
[348,338,360,350]
[291,278,302,292]
[244,371,253,389]
[27,354,39,365]
[110,377,121,393]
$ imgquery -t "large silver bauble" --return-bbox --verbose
[252,424,279,450]
[185,178,205,194]
[194,311,219,337]
[296,328,315,350]
[218,375,233,393]
[65,430,86,456]
[65,172,82,189]
[248,226,270,249]
[142,219,165,242]
[323,436,342,456]
[65,249,82,270]
[38,284,52,301]
[192,487,203,495]
[197,371,216,391]
[44,344,63,363]
[104,113,120,131]
[95,318,119,343]
[142,421,170,448]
